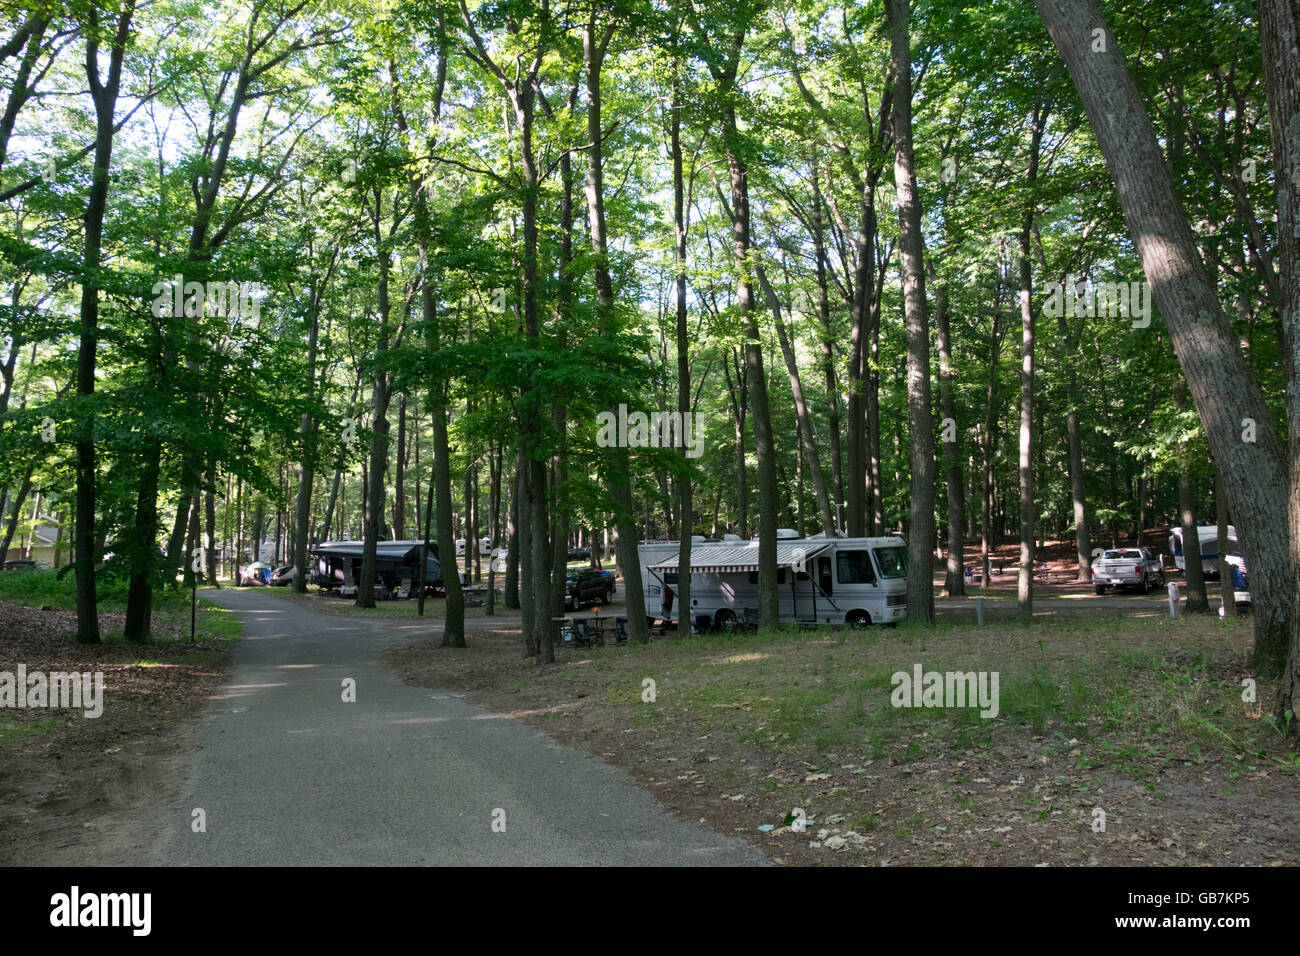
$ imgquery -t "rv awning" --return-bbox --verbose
[649,541,832,574]
[310,540,437,564]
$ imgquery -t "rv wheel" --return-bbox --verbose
[714,609,736,632]
[847,611,870,630]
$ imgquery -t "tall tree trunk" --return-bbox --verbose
[74,0,135,643]
[757,266,835,536]
[1258,0,1300,720]
[432,395,464,645]
[1058,292,1091,583]
[887,0,935,624]
[358,247,393,609]
[672,61,693,629]
[1215,463,1236,619]
[981,306,1003,585]
[1036,0,1292,676]
[1016,102,1046,620]
[811,164,844,523]
[505,456,521,610]
[720,95,779,627]
[585,18,647,645]
[204,454,218,586]
[394,395,407,540]
[293,290,321,593]
[1174,380,1210,612]
[725,352,748,537]
[934,275,965,595]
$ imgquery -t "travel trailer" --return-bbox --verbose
[1169,525,1242,578]
[639,535,908,630]
[309,539,463,593]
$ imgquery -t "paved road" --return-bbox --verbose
[153,588,764,866]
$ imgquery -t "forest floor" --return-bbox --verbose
[0,595,239,865]
[384,608,1299,866]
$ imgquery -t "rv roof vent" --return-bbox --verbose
[721,533,741,541]
[776,528,800,539]
[691,535,706,542]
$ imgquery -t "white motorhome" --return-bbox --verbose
[636,533,788,627]
[640,535,908,630]
[1169,525,1242,577]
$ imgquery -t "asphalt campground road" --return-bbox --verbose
[152,588,764,866]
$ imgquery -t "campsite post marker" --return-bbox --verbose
[975,597,984,627]
[1167,581,1178,619]
[191,584,197,638]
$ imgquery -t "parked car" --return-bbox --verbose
[2,559,36,571]
[1091,547,1165,594]
[564,567,615,610]
[566,546,592,562]
[268,565,298,586]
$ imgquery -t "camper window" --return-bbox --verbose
[837,550,876,584]
[872,546,907,579]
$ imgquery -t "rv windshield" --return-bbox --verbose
[873,546,907,578]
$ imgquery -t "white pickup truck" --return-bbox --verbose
[1091,547,1165,594]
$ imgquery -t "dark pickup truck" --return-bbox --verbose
[564,567,615,610]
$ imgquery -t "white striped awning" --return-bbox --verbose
[649,541,831,574]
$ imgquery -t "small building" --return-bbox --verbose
[3,513,61,567]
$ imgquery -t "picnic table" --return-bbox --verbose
[555,615,628,647]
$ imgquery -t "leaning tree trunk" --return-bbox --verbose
[1036,0,1293,676]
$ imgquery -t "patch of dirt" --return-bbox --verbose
[0,602,233,865]
[386,613,1300,867]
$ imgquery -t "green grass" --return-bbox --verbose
[0,570,240,646]
[0,568,113,609]
[0,717,59,744]
[521,612,1291,781]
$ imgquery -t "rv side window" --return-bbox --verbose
[837,550,876,584]
[665,572,678,585]
[777,568,786,584]
[748,571,758,584]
